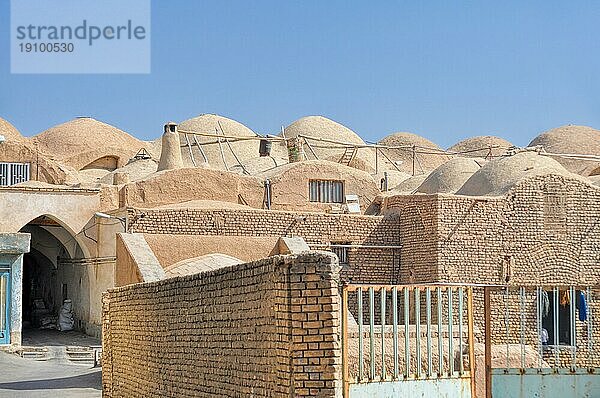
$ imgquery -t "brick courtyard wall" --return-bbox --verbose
[383,174,600,366]
[382,195,440,283]
[127,208,401,284]
[102,252,342,398]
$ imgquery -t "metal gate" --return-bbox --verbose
[0,162,30,186]
[0,269,10,345]
[342,284,476,397]
[484,286,600,398]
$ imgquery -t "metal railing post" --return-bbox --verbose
[426,288,432,377]
[381,287,387,380]
[415,288,421,378]
[437,287,444,376]
[448,287,454,376]
[392,287,399,379]
[369,287,375,380]
[358,287,364,381]
[342,286,349,397]
[404,287,410,378]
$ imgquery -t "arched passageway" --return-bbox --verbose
[19,216,93,345]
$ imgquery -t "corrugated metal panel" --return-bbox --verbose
[349,378,472,398]
[491,368,600,398]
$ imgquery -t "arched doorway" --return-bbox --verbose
[19,215,92,345]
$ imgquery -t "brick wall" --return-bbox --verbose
[102,252,342,398]
[127,207,401,284]
[383,175,600,365]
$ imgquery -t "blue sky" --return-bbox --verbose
[1,0,599,147]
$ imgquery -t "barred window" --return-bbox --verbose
[330,243,350,267]
[0,162,30,186]
[309,180,344,203]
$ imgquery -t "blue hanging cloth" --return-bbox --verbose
[578,291,588,322]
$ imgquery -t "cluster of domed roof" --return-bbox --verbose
[2,114,600,199]
[528,125,600,176]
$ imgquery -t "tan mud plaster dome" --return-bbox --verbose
[281,116,377,172]
[378,132,450,175]
[33,117,147,170]
[416,157,484,194]
[174,113,278,172]
[448,136,513,158]
[456,151,581,196]
[0,117,25,142]
[529,125,600,176]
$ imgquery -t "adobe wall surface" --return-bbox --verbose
[102,252,342,398]
[142,234,280,267]
[120,167,265,209]
[262,160,381,213]
[0,141,74,185]
[382,195,440,283]
[127,207,401,284]
[436,175,600,286]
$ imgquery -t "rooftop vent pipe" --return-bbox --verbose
[158,122,184,171]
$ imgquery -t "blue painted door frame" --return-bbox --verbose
[0,269,10,345]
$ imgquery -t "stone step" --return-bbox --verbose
[18,345,102,365]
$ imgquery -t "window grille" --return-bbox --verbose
[0,162,30,186]
[331,243,350,267]
[309,180,344,203]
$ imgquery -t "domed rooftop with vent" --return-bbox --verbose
[0,117,25,142]
[416,157,484,194]
[456,151,579,196]
[33,117,146,170]
[280,116,376,172]
[529,125,600,176]
[378,132,450,174]
[448,136,513,159]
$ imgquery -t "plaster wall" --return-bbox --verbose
[0,187,101,258]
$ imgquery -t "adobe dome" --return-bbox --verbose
[230,155,288,175]
[389,173,430,194]
[378,132,450,174]
[448,136,513,158]
[98,158,158,184]
[174,113,267,171]
[33,117,146,170]
[280,116,376,172]
[416,157,484,194]
[0,117,25,142]
[529,125,600,176]
[456,151,577,196]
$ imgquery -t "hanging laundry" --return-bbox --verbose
[560,290,570,307]
[578,291,588,322]
[541,290,549,317]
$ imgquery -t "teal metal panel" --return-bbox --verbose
[491,368,600,398]
[349,378,472,398]
[0,270,10,345]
